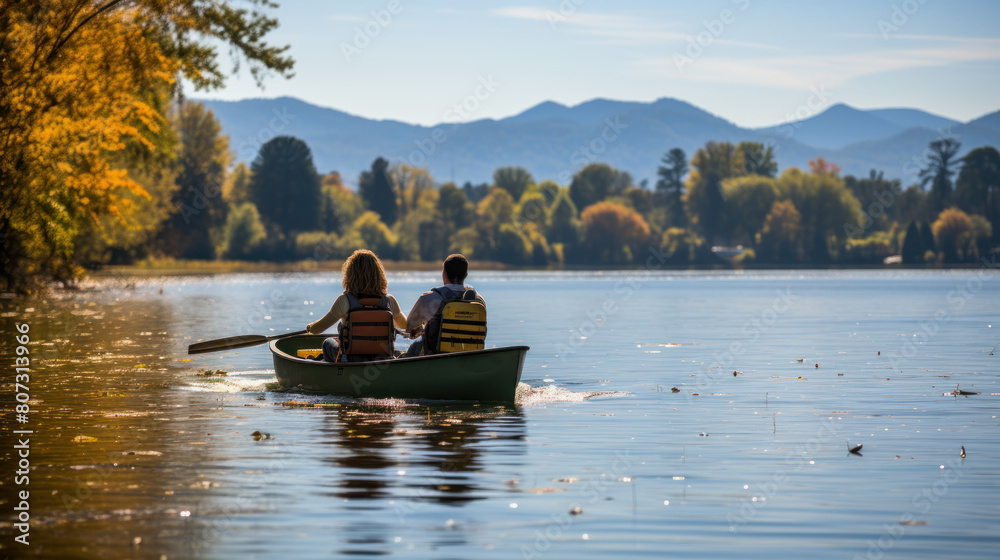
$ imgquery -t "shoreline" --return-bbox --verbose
[89,258,990,278]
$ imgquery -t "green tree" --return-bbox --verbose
[737,141,777,178]
[955,146,1000,244]
[475,188,517,255]
[569,163,616,211]
[535,180,561,204]
[516,191,551,229]
[617,186,654,218]
[843,170,902,234]
[395,186,439,261]
[655,148,688,227]
[920,138,962,216]
[249,136,321,234]
[896,185,928,229]
[547,190,581,246]
[390,163,434,222]
[349,211,397,258]
[359,157,398,225]
[494,167,534,201]
[461,181,491,204]
[920,222,936,255]
[224,162,252,206]
[437,183,474,230]
[320,174,362,234]
[219,202,267,260]
[494,224,532,264]
[661,227,705,263]
[159,102,230,259]
[969,214,993,261]
[900,220,924,264]
[684,141,743,244]
[757,200,802,263]
[776,167,862,262]
[722,176,779,247]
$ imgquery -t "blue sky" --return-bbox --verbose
[196,0,1000,128]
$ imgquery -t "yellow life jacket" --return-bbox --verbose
[426,287,487,354]
[338,293,395,358]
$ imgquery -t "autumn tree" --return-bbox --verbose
[0,0,292,292]
[580,202,652,264]
[932,208,974,263]
[808,157,841,177]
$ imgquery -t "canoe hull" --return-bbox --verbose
[270,335,528,402]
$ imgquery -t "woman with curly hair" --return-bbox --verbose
[307,249,407,361]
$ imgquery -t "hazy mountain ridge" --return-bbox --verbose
[199,96,1000,187]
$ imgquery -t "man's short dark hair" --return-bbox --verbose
[443,254,469,284]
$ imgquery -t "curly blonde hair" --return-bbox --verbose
[342,249,388,296]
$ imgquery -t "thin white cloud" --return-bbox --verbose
[635,42,1000,90]
[492,6,778,50]
[833,32,1000,46]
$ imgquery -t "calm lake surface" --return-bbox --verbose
[1,269,998,559]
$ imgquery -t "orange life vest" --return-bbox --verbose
[338,293,395,358]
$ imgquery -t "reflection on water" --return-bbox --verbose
[1,270,999,559]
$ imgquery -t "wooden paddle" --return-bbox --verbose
[187,329,308,355]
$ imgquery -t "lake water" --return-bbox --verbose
[1,269,998,559]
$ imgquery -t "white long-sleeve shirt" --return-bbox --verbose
[405,284,484,336]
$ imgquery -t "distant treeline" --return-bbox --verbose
[136,102,1000,270]
[6,98,1000,294]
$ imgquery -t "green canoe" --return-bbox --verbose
[270,335,529,402]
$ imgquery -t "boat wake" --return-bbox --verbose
[179,369,278,393]
[179,371,628,406]
[515,383,629,405]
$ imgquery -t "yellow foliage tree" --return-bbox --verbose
[0,0,292,292]
[932,208,974,263]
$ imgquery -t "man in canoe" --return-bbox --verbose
[306,249,407,361]
[403,253,487,357]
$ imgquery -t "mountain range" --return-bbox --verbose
[199,96,1000,188]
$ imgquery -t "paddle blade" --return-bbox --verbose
[188,334,269,354]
